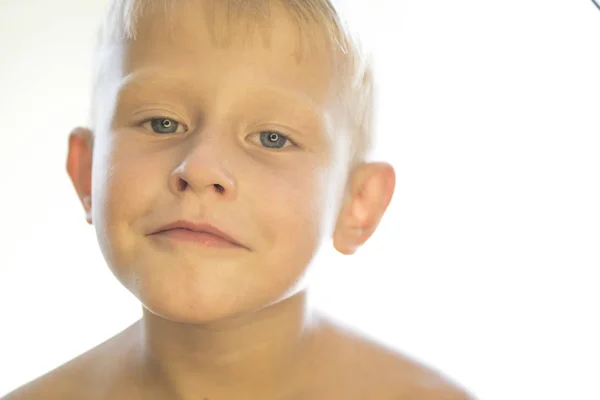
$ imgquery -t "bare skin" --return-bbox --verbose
[3,298,472,400]
[4,1,475,399]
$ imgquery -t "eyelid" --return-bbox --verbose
[251,124,302,145]
[137,115,185,125]
[255,130,301,150]
[131,105,190,125]
[138,116,189,135]
[138,113,182,122]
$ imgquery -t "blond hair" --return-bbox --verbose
[91,0,375,165]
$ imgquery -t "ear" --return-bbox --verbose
[333,162,396,255]
[66,127,94,224]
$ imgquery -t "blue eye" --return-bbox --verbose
[148,118,182,134]
[259,131,290,149]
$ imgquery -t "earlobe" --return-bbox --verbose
[66,127,94,225]
[333,162,396,255]
[82,195,93,224]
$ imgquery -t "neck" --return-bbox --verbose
[137,292,319,398]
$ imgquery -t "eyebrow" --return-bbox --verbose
[114,70,198,104]
[242,86,326,122]
[114,69,327,126]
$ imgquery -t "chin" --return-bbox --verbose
[113,246,316,323]
[134,278,280,324]
[140,294,250,324]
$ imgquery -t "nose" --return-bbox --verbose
[169,137,236,200]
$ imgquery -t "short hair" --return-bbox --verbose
[90,0,375,166]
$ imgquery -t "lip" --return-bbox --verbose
[149,220,247,249]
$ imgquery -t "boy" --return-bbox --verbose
[4,0,474,399]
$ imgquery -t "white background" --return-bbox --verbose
[1,0,599,399]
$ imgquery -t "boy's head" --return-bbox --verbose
[66,0,395,323]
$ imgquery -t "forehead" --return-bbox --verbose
[112,0,341,111]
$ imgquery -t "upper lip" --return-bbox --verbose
[150,220,246,248]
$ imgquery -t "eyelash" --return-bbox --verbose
[257,130,297,150]
[140,117,188,135]
[140,117,299,149]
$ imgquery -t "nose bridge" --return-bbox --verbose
[171,128,236,196]
[187,129,223,163]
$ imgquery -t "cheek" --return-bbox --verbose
[255,161,330,257]
[91,137,163,265]
[96,150,153,217]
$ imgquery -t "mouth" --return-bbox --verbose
[149,220,247,249]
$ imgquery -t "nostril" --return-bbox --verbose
[213,184,224,194]
[177,178,189,192]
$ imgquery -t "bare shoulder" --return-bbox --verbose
[315,317,477,400]
[2,323,142,400]
[2,359,91,400]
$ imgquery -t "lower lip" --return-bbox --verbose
[153,229,242,248]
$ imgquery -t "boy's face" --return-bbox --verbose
[81,2,351,322]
